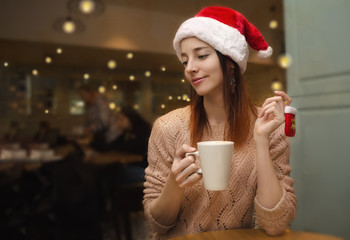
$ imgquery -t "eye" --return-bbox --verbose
[198,54,209,59]
[182,61,188,67]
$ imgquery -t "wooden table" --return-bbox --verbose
[169,229,343,240]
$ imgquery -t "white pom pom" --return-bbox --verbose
[257,46,273,58]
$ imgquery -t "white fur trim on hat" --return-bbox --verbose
[173,17,249,73]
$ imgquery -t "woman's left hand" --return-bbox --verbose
[254,91,292,140]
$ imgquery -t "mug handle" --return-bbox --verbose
[185,152,202,174]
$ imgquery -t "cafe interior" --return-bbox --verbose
[0,0,349,240]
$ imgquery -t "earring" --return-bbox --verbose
[229,68,236,94]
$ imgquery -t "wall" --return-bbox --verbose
[284,0,350,238]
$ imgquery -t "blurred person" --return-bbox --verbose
[112,107,151,167]
[80,107,151,237]
[78,84,120,151]
[33,120,66,147]
[109,107,151,184]
[143,6,296,239]
[92,107,152,186]
[3,120,22,143]
[33,120,51,143]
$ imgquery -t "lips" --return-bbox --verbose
[192,77,205,85]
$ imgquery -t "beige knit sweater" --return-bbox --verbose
[143,106,296,239]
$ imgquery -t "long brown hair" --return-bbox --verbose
[189,51,257,149]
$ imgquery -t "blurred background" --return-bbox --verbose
[0,0,349,240]
[0,0,287,134]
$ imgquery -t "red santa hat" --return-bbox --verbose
[173,6,273,73]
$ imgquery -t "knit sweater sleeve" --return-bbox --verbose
[254,124,297,236]
[143,110,185,234]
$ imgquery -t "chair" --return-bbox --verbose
[50,154,102,240]
[111,165,145,240]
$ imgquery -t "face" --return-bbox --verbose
[180,37,224,97]
[116,113,131,130]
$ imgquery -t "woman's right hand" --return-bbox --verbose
[171,144,202,188]
[149,144,201,226]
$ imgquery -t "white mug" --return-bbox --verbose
[186,141,234,191]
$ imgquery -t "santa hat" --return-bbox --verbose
[173,6,273,73]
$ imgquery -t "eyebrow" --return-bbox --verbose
[181,46,211,57]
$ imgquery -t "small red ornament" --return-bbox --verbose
[285,106,297,137]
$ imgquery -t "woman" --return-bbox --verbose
[110,107,151,184]
[112,107,151,167]
[143,6,296,239]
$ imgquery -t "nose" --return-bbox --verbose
[185,59,198,74]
